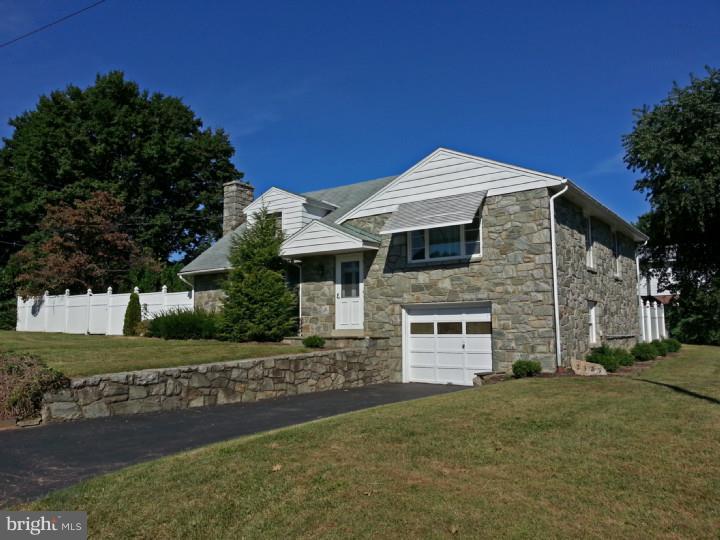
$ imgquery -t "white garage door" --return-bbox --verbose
[404,304,492,386]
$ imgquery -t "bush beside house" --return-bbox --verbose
[221,208,297,342]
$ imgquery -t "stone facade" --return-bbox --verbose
[193,273,227,311]
[555,197,640,361]
[41,346,392,422]
[300,188,558,373]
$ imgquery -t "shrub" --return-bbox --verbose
[631,342,659,362]
[512,360,542,378]
[147,308,219,340]
[123,292,142,336]
[0,352,68,420]
[652,339,669,356]
[664,338,682,353]
[0,298,16,330]
[221,208,297,342]
[586,345,620,372]
[302,335,325,348]
[613,348,635,367]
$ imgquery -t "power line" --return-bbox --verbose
[0,0,108,49]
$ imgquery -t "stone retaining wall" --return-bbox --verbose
[41,346,391,422]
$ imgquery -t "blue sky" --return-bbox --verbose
[1,0,718,223]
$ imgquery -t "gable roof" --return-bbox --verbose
[179,175,395,275]
[337,147,565,223]
[280,219,381,257]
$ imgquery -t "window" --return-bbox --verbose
[585,217,594,269]
[410,322,434,334]
[588,301,598,344]
[269,212,283,231]
[613,233,622,278]
[466,321,492,334]
[437,322,463,334]
[407,212,482,263]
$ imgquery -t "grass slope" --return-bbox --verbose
[0,331,307,377]
[25,346,720,538]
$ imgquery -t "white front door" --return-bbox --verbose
[335,254,364,330]
[403,303,493,385]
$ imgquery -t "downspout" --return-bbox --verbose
[288,261,303,337]
[635,240,648,342]
[550,182,569,369]
[177,273,195,305]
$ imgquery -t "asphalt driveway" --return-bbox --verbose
[0,383,461,506]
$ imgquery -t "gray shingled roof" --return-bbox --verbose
[179,175,396,275]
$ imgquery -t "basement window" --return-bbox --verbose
[613,232,622,279]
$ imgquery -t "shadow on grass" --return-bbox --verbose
[635,378,720,405]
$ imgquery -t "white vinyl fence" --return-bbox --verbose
[16,286,194,336]
[639,300,668,342]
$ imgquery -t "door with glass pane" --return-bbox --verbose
[335,254,364,330]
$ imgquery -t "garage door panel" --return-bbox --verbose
[408,351,437,365]
[410,366,436,381]
[436,368,466,385]
[466,352,492,371]
[436,336,464,350]
[406,304,493,386]
[435,352,464,367]
[409,336,435,351]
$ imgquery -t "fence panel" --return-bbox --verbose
[16,288,194,336]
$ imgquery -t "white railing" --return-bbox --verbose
[639,300,668,342]
[16,286,193,336]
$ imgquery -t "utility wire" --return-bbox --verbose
[0,0,107,49]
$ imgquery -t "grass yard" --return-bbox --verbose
[22,345,720,538]
[0,330,307,377]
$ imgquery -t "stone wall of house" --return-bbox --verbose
[41,345,391,422]
[193,273,226,312]
[555,197,640,362]
[300,188,558,374]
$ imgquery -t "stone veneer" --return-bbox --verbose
[41,345,391,422]
[554,197,640,361]
[300,188,558,374]
[193,272,227,311]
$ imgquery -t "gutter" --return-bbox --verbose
[549,182,569,369]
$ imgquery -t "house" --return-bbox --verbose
[179,148,648,385]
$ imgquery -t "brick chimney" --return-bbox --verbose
[223,180,254,235]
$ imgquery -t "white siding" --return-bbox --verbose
[339,148,563,222]
[245,188,330,236]
[281,221,365,257]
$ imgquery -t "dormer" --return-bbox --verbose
[244,187,337,236]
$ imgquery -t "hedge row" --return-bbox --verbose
[586,339,681,372]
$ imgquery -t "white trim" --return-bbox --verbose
[550,183,568,368]
[281,220,379,257]
[178,267,229,277]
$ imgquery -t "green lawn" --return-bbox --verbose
[0,331,307,377]
[23,345,720,538]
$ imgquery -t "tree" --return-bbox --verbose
[221,208,297,342]
[123,291,142,336]
[12,191,151,297]
[623,67,720,343]
[0,71,242,272]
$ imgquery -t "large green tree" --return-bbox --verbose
[0,71,242,270]
[623,67,720,343]
[221,208,297,342]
